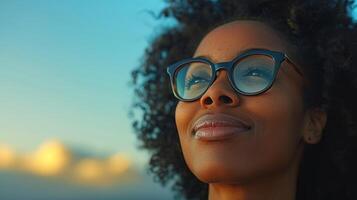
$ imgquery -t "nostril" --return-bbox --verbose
[204,97,213,105]
[219,95,233,104]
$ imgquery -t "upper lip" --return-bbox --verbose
[191,113,252,133]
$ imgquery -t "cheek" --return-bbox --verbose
[246,84,305,169]
[175,101,197,155]
[175,102,192,136]
[175,102,200,171]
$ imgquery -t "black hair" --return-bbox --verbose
[131,0,357,199]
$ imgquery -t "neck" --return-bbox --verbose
[208,147,302,200]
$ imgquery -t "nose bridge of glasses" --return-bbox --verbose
[209,62,235,92]
[214,61,232,72]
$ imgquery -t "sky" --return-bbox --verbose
[0,0,172,168]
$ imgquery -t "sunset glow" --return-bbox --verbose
[0,144,16,168]
[24,140,71,176]
[0,140,137,185]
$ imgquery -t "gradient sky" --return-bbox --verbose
[0,0,170,167]
[1,0,357,168]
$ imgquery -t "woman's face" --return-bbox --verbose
[175,20,308,184]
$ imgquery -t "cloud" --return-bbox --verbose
[107,153,131,175]
[74,158,104,181]
[0,144,16,168]
[22,140,71,176]
[0,139,140,186]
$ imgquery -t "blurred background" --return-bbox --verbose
[1,1,357,200]
[0,0,175,199]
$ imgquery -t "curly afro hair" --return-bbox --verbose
[131,0,357,199]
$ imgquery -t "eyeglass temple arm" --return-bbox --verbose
[284,54,304,77]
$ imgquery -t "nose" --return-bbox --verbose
[200,70,240,108]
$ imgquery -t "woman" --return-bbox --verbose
[131,0,357,199]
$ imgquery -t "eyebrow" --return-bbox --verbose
[193,47,271,61]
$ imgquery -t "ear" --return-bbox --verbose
[302,107,328,144]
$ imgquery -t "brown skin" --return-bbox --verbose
[175,20,327,200]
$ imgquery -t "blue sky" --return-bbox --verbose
[0,0,169,167]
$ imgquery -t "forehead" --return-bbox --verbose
[194,20,293,61]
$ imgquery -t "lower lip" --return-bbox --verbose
[194,126,251,141]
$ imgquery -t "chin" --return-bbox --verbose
[189,162,253,184]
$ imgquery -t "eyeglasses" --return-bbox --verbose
[166,48,304,102]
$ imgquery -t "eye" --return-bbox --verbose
[242,67,271,79]
[185,74,210,90]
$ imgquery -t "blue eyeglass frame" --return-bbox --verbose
[166,48,304,102]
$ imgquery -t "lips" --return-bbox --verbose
[192,113,252,141]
